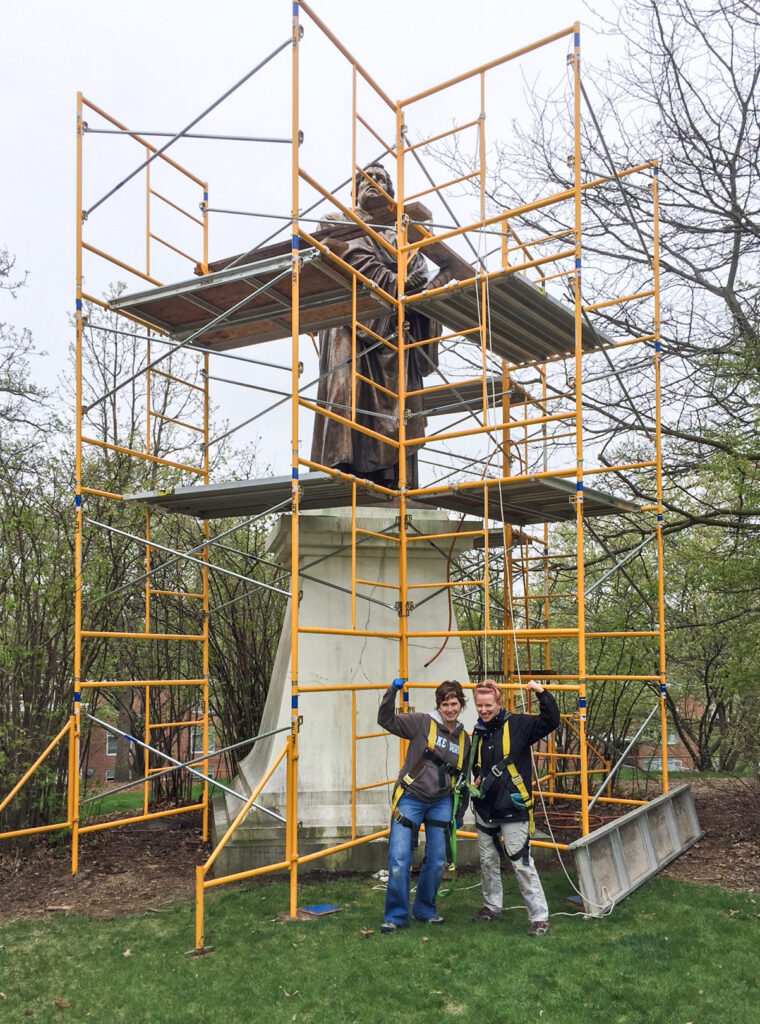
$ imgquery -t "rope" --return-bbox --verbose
[471,136,615,914]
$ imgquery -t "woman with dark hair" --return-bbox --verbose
[377,679,470,932]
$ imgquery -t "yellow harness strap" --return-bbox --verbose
[390,719,464,816]
[472,722,535,834]
[501,721,535,834]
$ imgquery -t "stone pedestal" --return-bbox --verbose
[212,507,478,875]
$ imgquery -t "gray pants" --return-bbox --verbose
[476,812,549,923]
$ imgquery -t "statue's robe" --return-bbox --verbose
[310,221,440,490]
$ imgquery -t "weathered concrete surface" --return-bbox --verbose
[212,507,478,877]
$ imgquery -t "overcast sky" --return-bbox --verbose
[3,0,619,456]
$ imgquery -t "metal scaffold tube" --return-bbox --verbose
[287,0,302,920]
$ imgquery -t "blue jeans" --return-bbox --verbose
[384,792,452,926]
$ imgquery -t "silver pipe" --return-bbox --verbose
[207,334,390,448]
[81,725,292,804]
[83,267,291,413]
[84,129,290,144]
[86,713,285,822]
[83,37,291,219]
[83,516,291,595]
[84,320,292,371]
[583,533,655,598]
[204,373,290,397]
[587,702,660,814]
[95,499,292,604]
[205,208,393,232]
[224,150,397,271]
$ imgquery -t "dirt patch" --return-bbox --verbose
[659,776,760,892]
[0,811,206,922]
[1,778,758,921]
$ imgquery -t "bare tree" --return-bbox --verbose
[438,0,760,533]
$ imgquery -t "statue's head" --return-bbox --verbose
[356,163,395,208]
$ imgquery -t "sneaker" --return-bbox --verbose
[471,906,499,923]
[413,914,444,925]
[527,920,548,937]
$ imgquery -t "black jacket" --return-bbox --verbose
[471,691,560,824]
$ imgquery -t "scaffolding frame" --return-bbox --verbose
[0,3,669,953]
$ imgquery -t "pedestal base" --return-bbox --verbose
[211,507,477,876]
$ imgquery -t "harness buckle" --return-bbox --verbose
[491,764,503,779]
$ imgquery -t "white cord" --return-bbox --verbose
[472,182,615,918]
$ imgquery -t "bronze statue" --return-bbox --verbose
[310,164,450,491]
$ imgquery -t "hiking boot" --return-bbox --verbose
[471,906,499,923]
[527,920,548,937]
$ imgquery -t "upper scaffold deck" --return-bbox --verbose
[124,471,636,525]
[110,203,607,367]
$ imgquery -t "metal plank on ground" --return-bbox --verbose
[568,784,703,918]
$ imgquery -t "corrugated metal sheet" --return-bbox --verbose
[124,472,635,525]
[409,272,604,365]
[110,249,607,363]
[123,472,394,519]
[414,476,637,525]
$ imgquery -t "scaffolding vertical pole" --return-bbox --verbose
[540,365,556,798]
[200,178,212,838]
[502,363,514,705]
[287,0,302,918]
[395,100,410,715]
[479,72,488,421]
[350,67,358,439]
[651,161,669,794]
[479,71,491,668]
[484,466,491,647]
[201,179,209,275]
[203,177,212,837]
[201,349,211,841]
[351,688,357,840]
[72,92,85,875]
[66,716,75,825]
[195,864,205,949]
[144,156,153,819]
[349,70,358,638]
[571,24,590,836]
[351,67,357,212]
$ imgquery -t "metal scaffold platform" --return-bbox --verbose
[126,471,637,525]
[110,210,607,364]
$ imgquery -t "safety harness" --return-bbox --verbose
[390,718,465,865]
[475,820,531,866]
[468,714,535,836]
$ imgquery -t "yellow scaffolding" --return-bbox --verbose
[0,3,668,953]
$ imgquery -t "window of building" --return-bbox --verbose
[106,733,118,757]
[105,769,115,781]
[190,725,215,754]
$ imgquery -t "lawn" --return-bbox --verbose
[79,781,230,819]
[0,871,757,1023]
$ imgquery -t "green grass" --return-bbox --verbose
[80,780,230,819]
[0,872,757,1024]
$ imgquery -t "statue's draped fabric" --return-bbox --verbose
[310,224,440,490]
